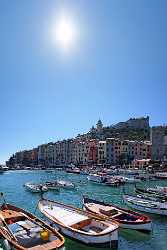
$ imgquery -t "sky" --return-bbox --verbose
[0,0,167,163]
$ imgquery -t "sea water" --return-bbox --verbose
[0,170,167,250]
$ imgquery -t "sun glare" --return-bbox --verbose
[51,14,76,51]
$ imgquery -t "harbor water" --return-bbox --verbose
[0,170,167,250]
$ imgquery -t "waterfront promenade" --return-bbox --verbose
[0,169,166,250]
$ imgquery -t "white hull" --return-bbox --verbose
[87,175,106,183]
[124,179,141,184]
[118,221,151,231]
[83,198,152,232]
[123,196,167,216]
[24,183,48,193]
[57,223,118,246]
[38,199,118,247]
[25,186,41,193]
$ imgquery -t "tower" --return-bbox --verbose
[96,119,103,131]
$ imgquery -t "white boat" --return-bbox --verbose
[45,182,60,191]
[122,176,141,184]
[156,186,167,193]
[123,195,167,216]
[24,183,48,193]
[83,197,152,232]
[87,174,106,183]
[155,172,167,179]
[56,180,75,189]
[38,198,119,248]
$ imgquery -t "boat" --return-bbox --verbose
[135,186,167,201]
[83,196,152,232]
[123,195,167,216]
[38,198,119,248]
[155,172,167,179]
[44,182,60,191]
[66,168,80,174]
[0,201,64,250]
[104,178,120,187]
[24,183,48,193]
[156,186,167,193]
[122,177,141,184]
[136,193,167,203]
[56,180,75,189]
[87,174,106,183]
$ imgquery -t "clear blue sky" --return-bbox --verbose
[0,0,167,163]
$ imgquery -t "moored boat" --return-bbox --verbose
[87,174,106,183]
[123,195,167,216]
[45,182,60,191]
[155,172,167,179]
[83,196,152,232]
[56,180,75,189]
[122,176,141,184]
[104,178,120,187]
[0,201,64,250]
[66,168,80,174]
[24,183,48,193]
[38,198,119,248]
[135,186,167,201]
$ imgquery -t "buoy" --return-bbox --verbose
[40,229,50,241]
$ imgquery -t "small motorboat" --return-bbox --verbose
[66,168,80,174]
[123,195,167,216]
[135,186,167,201]
[156,186,167,193]
[44,182,60,191]
[104,178,120,187]
[122,177,141,184]
[56,180,75,189]
[0,201,64,249]
[24,182,48,193]
[155,172,167,179]
[38,198,119,248]
[83,196,152,232]
[87,174,106,183]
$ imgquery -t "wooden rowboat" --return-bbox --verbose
[83,196,152,232]
[0,203,64,250]
[38,198,119,248]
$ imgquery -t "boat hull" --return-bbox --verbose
[116,221,151,231]
[83,197,152,232]
[123,196,167,216]
[58,225,118,248]
[38,199,118,248]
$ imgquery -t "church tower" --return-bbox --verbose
[96,119,103,131]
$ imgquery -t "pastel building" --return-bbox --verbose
[88,139,98,164]
[98,141,106,164]
[38,144,47,165]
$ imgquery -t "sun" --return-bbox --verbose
[51,15,76,51]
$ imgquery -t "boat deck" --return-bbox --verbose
[43,205,89,226]
[86,203,122,218]
[0,209,22,220]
